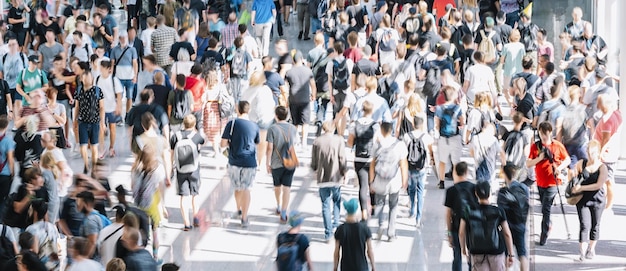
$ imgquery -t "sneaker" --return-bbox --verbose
[298,31,303,40]
[376,228,384,240]
[438,181,445,189]
[193,217,200,228]
[585,249,595,259]
[241,218,249,228]
[415,219,422,229]
[275,208,281,215]
[303,36,311,40]
[387,235,397,242]
[539,232,548,246]
[183,225,193,231]
[445,172,453,180]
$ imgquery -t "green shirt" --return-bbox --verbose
[17,68,48,106]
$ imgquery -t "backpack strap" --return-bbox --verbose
[102,225,124,243]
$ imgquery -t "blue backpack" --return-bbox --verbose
[276,234,301,271]
[439,105,461,137]
[91,211,112,228]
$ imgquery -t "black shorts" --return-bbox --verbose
[272,167,295,187]
[283,0,293,6]
[177,170,200,196]
[289,102,310,126]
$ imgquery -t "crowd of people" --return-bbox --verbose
[0,0,620,270]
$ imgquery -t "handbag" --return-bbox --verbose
[565,159,587,205]
[275,126,299,170]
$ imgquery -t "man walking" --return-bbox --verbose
[497,165,530,271]
[266,106,298,223]
[221,101,260,228]
[444,162,477,271]
[369,121,408,242]
[111,31,139,116]
[311,121,346,242]
[526,122,570,246]
[151,15,177,75]
[74,71,104,174]
[435,86,465,189]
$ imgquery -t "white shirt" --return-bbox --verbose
[241,85,275,124]
[67,258,104,271]
[95,74,123,113]
[97,223,124,265]
[141,28,155,55]
[242,35,259,58]
[465,63,495,105]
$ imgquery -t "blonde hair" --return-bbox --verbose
[365,76,378,91]
[205,70,219,88]
[106,258,126,271]
[407,93,424,118]
[183,114,197,129]
[509,29,521,42]
[25,115,39,138]
[41,152,61,180]
[587,140,601,161]
[474,92,492,109]
[249,71,266,86]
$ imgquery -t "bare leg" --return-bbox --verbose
[281,186,290,215]
[256,129,267,167]
[274,186,281,212]
[109,123,116,155]
[234,190,242,214]
[438,161,446,182]
[126,99,133,116]
[191,195,197,219]
[151,225,159,259]
[80,144,89,171]
[240,190,251,220]
[300,124,308,148]
[14,100,22,121]
[90,143,98,170]
[519,256,529,271]
[180,196,189,226]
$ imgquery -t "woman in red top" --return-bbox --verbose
[527,121,570,246]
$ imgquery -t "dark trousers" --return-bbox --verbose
[0,175,12,216]
[577,202,606,242]
[538,186,557,236]
[271,12,283,37]
[451,231,471,271]
[354,162,373,211]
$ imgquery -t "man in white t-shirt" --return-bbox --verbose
[94,60,123,158]
[97,206,125,265]
[239,24,260,59]
[67,237,104,271]
[464,51,497,106]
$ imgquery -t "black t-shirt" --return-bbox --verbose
[444,181,477,232]
[60,197,85,236]
[334,222,371,271]
[276,232,310,264]
[515,92,535,130]
[145,84,170,110]
[467,204,507,255]
[8,6,26,32]
[4,185,32,228]
[126,103,169,136]
[201,49,225,67]
[277,53,293,75]
[169,41,196,61]
[48,73,69,100]
[35,21,62,41]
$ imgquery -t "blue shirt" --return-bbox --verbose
[0,134,15,176]
[252,0,276,24]
[222,118,260,168]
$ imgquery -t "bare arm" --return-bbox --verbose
[266,142,273,173]
[366,238,375,271]
[86,233,97,257]
[347,134,355,148]
[333,241,340,271]
[459,219,467,256]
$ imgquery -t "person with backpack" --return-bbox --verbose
[6,46,33,118]
[174,0,199,41]
[96,206,126,265]
[582,69,619,125]
[230,37,253,106]
[507,56,539,106]
[333,198,375,271]
[352,46,379,84]
[533,76,566,136]
[74,71,105,175]
[470,123,501,185]
[0,116,15,211]
[0,223,18,269]
[347,100,379,220]
[444,162,476,271]
[401,7,421,40]
[402,114,433,228]
[24,201,60,270]
[374,14,399,67]
[111,31,139,117]
[76,191,108,261]
[326,42,355,135]
[494,11,512,46]
[473,17,502,65]
[369,122,408,242]
[311,121,346,242]
[517,12,539,72]
[560,86,588,178]
[497,164,530,271]
[167,74,194,134]
[459,181,515,270]
[345,0,369,47]
[169,115,204,230]
[275,211,312,271]
[458,34,475,84]
[420,45,454,132]
[435,86,464,189]
[527,122,571,246]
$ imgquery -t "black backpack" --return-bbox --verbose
[312,53,330,93]
[455,183,479,223]
[466,206,502,254]
[354,121,376,159]
[332,59,350,91]
[422,64,441,98]
[173,89,192,120]
[0,226,16,267]
[497,185,529,225]
[377,78,396,108]
[407,132,427,170]
[503,130,526,168]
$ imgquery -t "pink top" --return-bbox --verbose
[538,42,555,62]
[593,110,623,163]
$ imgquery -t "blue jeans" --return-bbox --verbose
[319,186,341,239]
[408,169,426,222]
[310,17,321,34]
[120,79,137,101]
[450,231,471,271]
[538,186,557,236]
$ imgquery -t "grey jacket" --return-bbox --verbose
[311,133,347,184]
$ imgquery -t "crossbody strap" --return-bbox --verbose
[102,225,124,243]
